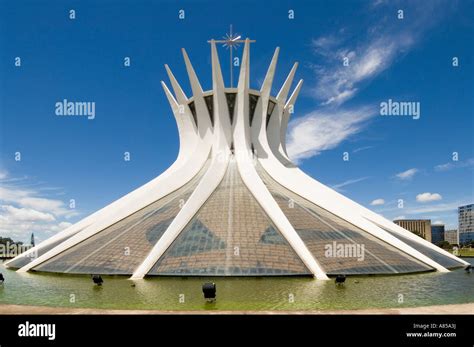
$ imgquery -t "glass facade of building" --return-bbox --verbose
[26,159,464,276]
[459,204,474,245]
[380,227,464,269]
[6,229,84,269]
[431,225,445,245]
[256,164,434,275]
[149,160,310,276]
[33,161,210,275]
[459,232,474,245]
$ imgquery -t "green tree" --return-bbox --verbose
[436,240,451,249]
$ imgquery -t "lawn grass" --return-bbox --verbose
[458,248,474,257]
[446,248,474,257]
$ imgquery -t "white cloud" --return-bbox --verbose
[433,220,444,225]
[353,46,385,79]
[353,146,373,153]
[395,168,418,180]
[434,163,452,171]
[372,198,470,228]
[0,170,8,180]
[370,198,385,206]
[321,89,358,106]
[0,171,79,243]
[311,34,413,106]
[416,192,443,203]
[286,106,376,162]
[292,3,450,162]
[434,158,474,172]
[406,201,465,215]
[1,205,55,222]
[311,36,341,53]
[309,0,450,107]
[0,186,76,217]
[331,177,370,192]
[372,0,386,7]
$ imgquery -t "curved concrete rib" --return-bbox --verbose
[280,79,303,158]
[285,167,469,267]
[234,40,328,279]
[8,73,201,270]
[276,63,298,105]
[250,47,279,158]
[210,40,232,150]
[131,42,232,279]
[182,49,204,96]
[253,49,461,270]
[18,141,212,273]
[258,156,451,272]
[164,64,198,134]
[364,214,469,266]
[269,89,464,267]
[182,48,213,143]
[17,64,212,273]
[267,64,299,166]
[266,65,467,267]
[261,47,280,95]
[131,153,229,279]
[252,54,450,273]
[161,81,198,164]
[13,42,462,280]
[4,223,89,268]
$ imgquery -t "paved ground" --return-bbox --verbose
[0,303,473,315]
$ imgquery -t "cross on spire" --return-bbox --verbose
[208,25,255,87]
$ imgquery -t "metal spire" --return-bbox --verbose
[208,25,255,87]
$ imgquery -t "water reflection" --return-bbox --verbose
[0,259,472,311]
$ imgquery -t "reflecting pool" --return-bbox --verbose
[0,259,472,311]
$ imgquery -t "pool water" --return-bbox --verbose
[0,260,472,311]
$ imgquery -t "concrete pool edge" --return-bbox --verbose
[0,303,473,315]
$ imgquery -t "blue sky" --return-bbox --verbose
[0,0,473,243]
